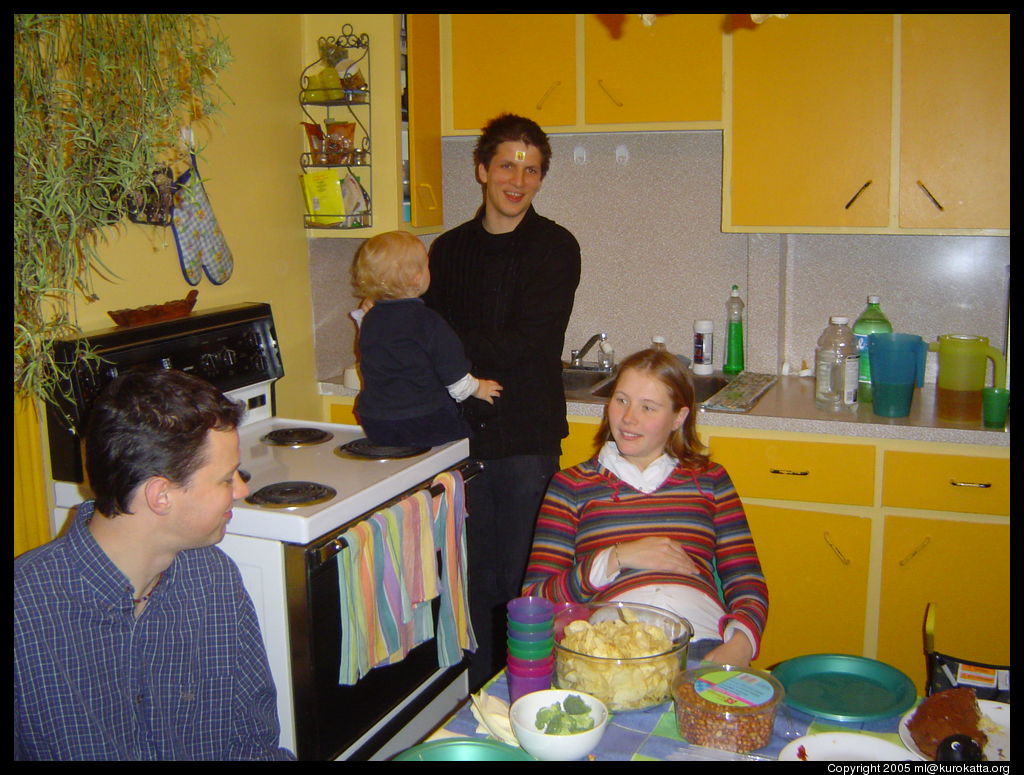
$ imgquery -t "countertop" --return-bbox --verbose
[319,374,1009,448]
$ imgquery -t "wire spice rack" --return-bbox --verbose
[299,24,372,230]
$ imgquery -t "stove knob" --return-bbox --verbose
[199,353,218,376]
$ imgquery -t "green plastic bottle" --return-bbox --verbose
[724,285,745,374]
[852,295,892,403]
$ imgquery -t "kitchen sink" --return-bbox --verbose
[590,373,729,404]
[561,367,612,393]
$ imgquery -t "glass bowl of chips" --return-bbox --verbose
[553,602,694,711]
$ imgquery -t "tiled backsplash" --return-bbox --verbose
[310,131,1009,386]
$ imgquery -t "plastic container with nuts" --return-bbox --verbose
[672,665,784,753]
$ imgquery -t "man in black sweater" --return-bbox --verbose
[424,114,581,691]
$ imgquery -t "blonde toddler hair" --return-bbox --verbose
[351,230,428,300]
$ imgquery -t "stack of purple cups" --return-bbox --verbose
[506,596,555,705]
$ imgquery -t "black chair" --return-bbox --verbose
[924,602,1009,703]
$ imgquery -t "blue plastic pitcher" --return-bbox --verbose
[867,334,927,417]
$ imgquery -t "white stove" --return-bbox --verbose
[230,416,468,545]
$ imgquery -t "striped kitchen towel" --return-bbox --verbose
[337,491,442,684]
[432,470,477,667]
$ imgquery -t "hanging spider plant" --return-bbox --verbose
[14,13,232,406]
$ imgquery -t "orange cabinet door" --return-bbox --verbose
[451,14,576,130]
[730,14,893,228]
[746,505,872,671]
[899,14,1009,230]
[407,14,443,228]
[584,13,721,124]
[877,515,1009,692]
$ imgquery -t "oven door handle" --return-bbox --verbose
[312,460,484,567]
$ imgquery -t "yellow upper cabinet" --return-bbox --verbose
[406,14,443,229]
[899,14,1009,230]
[450,14,576,130]
[729,14,894,230]
[584,14,721,124]
[727,13,1009,234]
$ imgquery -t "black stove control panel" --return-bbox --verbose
[46,303,284,482]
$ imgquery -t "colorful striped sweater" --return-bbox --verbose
[522,458,768,650]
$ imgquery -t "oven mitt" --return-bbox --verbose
[171,154,234,285]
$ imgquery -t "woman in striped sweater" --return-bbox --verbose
[522,349,767,667]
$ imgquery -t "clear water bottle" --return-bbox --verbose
[724,285,745,374]
[852,295,892,403]
[815,316,860,411]
[651,335,667,352]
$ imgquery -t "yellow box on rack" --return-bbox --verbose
[300,169,345,227]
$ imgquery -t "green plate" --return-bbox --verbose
[393,738,534,761]
[772,654,917,722]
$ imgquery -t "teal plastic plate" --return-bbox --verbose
[772,654,917,722]
[393,738,534,761]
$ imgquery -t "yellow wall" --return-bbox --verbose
[15,14,321,553]
[72,14,319,420]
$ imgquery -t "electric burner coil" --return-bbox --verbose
[334,437,430,460]
[260,428,334,447]
[245,481,337,508]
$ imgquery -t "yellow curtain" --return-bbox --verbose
[14,395,51,556]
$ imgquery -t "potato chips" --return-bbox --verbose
[556,619,682,710]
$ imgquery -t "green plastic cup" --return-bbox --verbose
[507,635,554,660]
[982,387,1010,428]
[507,617,554,634]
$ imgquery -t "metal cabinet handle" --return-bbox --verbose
[597,79,624,107]
[536,81,561,111]
[950,479,992,488]
[769,468,810,476]
[823,531,850,565]
[899,537,931,567]
[917,180,945,211]
[844,180,872,209]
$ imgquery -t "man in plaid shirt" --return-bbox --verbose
[14,369,294,760]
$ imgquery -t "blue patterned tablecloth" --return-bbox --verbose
[435,669,909,761]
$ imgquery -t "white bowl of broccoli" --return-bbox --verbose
[509,689,609,761]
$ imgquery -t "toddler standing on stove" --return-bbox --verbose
[350,230,502,447]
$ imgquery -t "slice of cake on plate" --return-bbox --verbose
[907,687,988,760]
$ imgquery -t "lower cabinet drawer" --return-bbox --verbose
[708,437,875,506]
[883,451,1009,515]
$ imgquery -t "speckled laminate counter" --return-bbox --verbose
[563,376,1009,447]
[320,375,1009,447]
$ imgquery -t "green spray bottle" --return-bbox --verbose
[724,285,745,374]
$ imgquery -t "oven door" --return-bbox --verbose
[283,467,480,761]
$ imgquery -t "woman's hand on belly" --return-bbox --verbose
[703,631,753,668]
[612,537,700,577]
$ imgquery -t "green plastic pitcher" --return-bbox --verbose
[928,335,1006,422]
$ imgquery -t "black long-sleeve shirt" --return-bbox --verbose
[424,206,581,459]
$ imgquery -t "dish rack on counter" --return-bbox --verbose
[299,24,372,230]
[701,372,778,413]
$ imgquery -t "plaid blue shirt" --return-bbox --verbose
[14,501,295,760]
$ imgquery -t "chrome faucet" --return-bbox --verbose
[570,332,609,369]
